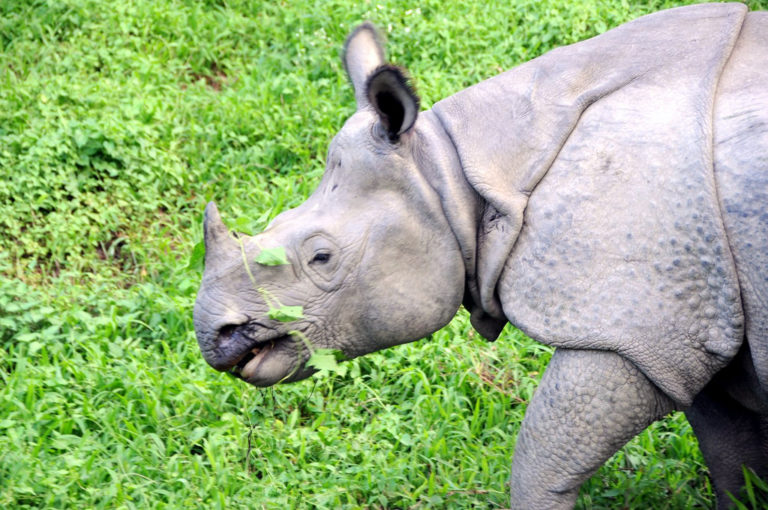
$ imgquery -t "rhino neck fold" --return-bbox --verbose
[416,111,508,340]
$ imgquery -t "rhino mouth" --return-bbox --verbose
[216,324,294,380]
[230,335,293,379]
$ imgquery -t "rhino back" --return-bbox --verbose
[714,12,768,395]
[481,4,749,405]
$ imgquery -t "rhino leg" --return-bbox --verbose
[509,348,675,509]
[686,390,768,508]
[685,346,768,509]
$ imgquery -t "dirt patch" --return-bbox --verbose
[473,359,528,403]
[96,231,129,264]
[186,62,229,91]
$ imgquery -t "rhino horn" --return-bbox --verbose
[203,201,238,263]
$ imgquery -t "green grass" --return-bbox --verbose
[1,0,766,508]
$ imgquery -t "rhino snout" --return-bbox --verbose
[196,309,299,381]
[200,322,245,371]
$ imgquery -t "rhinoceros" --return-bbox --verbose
[194,3,768,508]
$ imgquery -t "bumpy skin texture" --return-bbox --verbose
[509,349,675,509]
[714,12,768,399]
[194,4,768,508]
[433,3,747,406]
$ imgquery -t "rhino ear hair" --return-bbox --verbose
[343,22,386,108]
[366,65,420,140]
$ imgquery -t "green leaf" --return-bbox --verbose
[232,216,254,235]
[27,341,43,356]
[267,305,303,323]
[256,246,289,266]
[187,241,205,272]
[307,349,347,377]
[73,129,88,148]
[307,350,337,371]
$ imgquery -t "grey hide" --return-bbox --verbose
[194,3,768,508]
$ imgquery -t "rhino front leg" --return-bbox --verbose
[509,348,675,509]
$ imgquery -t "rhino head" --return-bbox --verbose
[194,24,497,386]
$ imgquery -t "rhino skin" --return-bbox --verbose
[194,3,768,508]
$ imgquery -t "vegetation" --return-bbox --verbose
[1,0,765,507]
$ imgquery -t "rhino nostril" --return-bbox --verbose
[218,324,238,343]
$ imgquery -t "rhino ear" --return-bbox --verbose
[366,65,419,140]
[343,22,386,108]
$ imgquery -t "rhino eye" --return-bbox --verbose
[310,252,331,265]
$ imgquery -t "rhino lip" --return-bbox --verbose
[220,326,293,379]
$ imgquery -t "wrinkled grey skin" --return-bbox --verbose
[194,4,768,508]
